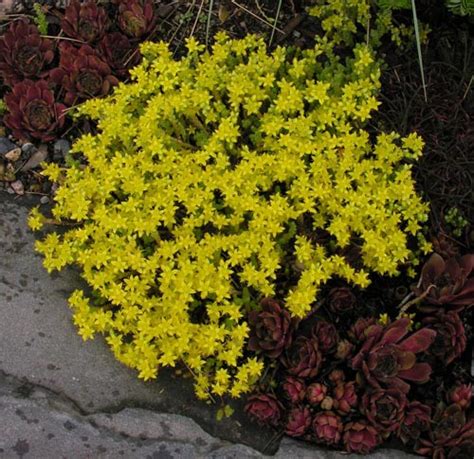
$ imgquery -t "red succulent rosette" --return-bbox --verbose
[422,311,467,365]
[312,411,343,446]
[282,376,306,404]
[362,388,407,434]
[328,286,356,314]
[99,32,140,78]
[343,420,382,454]
[415,253,474,311]
[335,339,354,360]
[4,79,66,141]
[50,43,119,106]
[285,406,312,437]
[351,317,436,393]
[281,336,322,379]
[61,0,109,43]
[248,298,296,359]
[398,401,432,444]
[332,381,357,415]
[306,382,328,406]
[449,384,472,410]
[311,320,338,353]
[348,317,376,343]
[0,19,54,86]
[416,404,474,459]
[244,393,282,427]
[328,369,345,385]
[117,0,156,39]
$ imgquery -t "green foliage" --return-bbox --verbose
[444,207,469,237]
[33,3,48,35]
[0,98,7,115]
[446,0,474,15]
[376,0,411,9]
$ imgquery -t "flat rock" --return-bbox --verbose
[0,137,17,157]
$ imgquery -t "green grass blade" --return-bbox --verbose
[269,0,283,48]
[411,0,428,102]
[206,0,215,48]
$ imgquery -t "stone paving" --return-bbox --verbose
[0,195,418,458]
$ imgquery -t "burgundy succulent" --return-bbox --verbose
[335,339,354,360]
[449,384,472,410]
[312,411,343,446]
[306,383,328,406]
[332,381,357,415]
[247,298,296,359]
[118,0,156,39]
[343,420,382,454]
[282,377,306,404]
[397,401,432,444]
[0,20,54,86]
[99,32,140,78]
[362,388,407,434]
[328,286,357,314]
[328,369,345,385]
[285,406,312,437]
[49,43,119,106]
[61,0,109,43]
[416,404,474,459]
[311,320,338,353]
[351,317,436,393]
[348,317,376,343]
[281,336,322,379]
[244,393,282,427]
[4,80,66,141]
[422,311,467,365]
[415,253,474,311]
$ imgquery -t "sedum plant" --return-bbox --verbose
[30,33,430,400]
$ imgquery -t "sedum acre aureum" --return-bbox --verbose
[30,33,429,399]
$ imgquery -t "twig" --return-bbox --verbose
[231,1,284,33]
[190,0,205,38]
[206,0,215,48]
[399,284,436,316]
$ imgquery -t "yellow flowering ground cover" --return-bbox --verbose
[29,32,430,400]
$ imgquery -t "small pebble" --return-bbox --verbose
[40,196,50,205]
[5,147,21,162]
[53,139,71,161]
[0,137,17,156]
[21,142,36,155]
[21,144,49,171]
[10,179,25,195]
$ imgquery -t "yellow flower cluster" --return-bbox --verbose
[32,33,429,399]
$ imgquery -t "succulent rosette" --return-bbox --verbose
[415,253,474,311]
[4,80,66,141]
[244,393,282,427]
[343,420,382,454]
[335,339,354,360]
[328,286,357,314]
[332,381,357,415]
[0,20,54,86]
[50,43,119,106]
[99,32,140,78]
[398,401,432,444]
[348,317,376,343]
[281,336,322,379]
[306,382,328,406]
[362,388,407,434]
[311,320,338,353]
[449,384,472,410]
[422,311,467,365]
[328,369,345,385]
[285,406,312,437]
[118,0,156,39]
[416,404,474,458]
[248,298,296,358]
[351,317,436,393]
[61,0,109,43]
[282,376,306,404]
[312,411,343,446]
